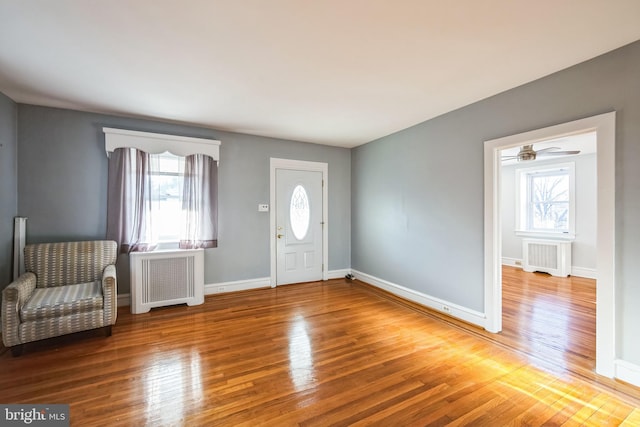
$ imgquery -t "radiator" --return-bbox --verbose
[130,249,204,314]
[522,239,571,277]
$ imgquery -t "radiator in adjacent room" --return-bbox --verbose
[522,238,571,277]
[130,249,204,314]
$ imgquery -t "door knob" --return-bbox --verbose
[277,234,283,239]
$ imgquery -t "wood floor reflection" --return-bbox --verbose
[1,277,638,426]
[501,266,596,373]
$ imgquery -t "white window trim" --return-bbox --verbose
[515,162,575,240]
[103,127,220,164]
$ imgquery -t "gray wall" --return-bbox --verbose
[0,91,17,289]
[501,154,597,271]
[352,40,640,364]
[17,105,351,292]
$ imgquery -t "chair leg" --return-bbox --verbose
[105,325,112,337]
[11,345,24,357]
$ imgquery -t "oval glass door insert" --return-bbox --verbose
[290,185,310,240]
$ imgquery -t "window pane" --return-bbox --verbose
[154,198,183,239]
[290,185,310,240]
[530,202,569,230]
[149,152,185,241]
[531,174,569,203]
[149,173,177,201]
[158,154,182,173]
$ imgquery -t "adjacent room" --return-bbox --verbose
[499,132,598,372]
[1,1,640,425]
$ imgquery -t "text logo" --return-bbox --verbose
[1,405,69,426]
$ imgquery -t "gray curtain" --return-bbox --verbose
[106,148,157,253]
[180,154,218,249]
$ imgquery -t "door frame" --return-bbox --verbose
[483,111,616,378]
[270,158,328,287]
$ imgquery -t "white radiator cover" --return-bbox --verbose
[522,238,572,277]
[130,249,204,314]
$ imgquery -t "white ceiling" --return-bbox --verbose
[1,1,639,148]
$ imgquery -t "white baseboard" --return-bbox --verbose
[570,266,597,280]
[502,257,522,268]
[205,277,271,295]
[351,270,486,329]
[118,293,130,307]
[327,268,351,280]
[614,359,640,387]
[205,270,352,295]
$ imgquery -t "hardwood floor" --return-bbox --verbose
[1,277,639,426]
[501,266,596,374]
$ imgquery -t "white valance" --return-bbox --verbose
[103,127,220,163]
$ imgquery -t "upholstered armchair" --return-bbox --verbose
[2,240,118,356]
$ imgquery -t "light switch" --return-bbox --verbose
[258,204,269,212]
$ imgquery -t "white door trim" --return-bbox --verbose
[270,158,329,286]
[483,111,616,377]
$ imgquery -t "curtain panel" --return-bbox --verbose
[180,154,218,249]
[106,148,156,253]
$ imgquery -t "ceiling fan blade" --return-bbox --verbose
[534,146,561,153]
[537,150,581,156]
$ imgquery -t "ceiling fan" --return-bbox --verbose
[502,144,580,162]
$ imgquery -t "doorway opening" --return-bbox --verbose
[483,112,616,378]
[499,132,597,370]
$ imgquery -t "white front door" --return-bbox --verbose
[276,169,323,285]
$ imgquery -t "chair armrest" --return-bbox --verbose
[102,264,118,326]
[2,272,37,347]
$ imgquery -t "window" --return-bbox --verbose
[290,185,310,240]
[516,163,575,238]
[104,128,220,253]
[527,170,569,231]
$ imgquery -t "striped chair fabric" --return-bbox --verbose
[2,240,118,353]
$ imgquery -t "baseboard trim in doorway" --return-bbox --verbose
[571,267,597,280]
[615,360,640,388]
[501,257,522,268]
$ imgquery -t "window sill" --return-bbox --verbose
[155,241,180,250]
[514,231,575,241]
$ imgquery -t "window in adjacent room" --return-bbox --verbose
[516,163,575,238]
